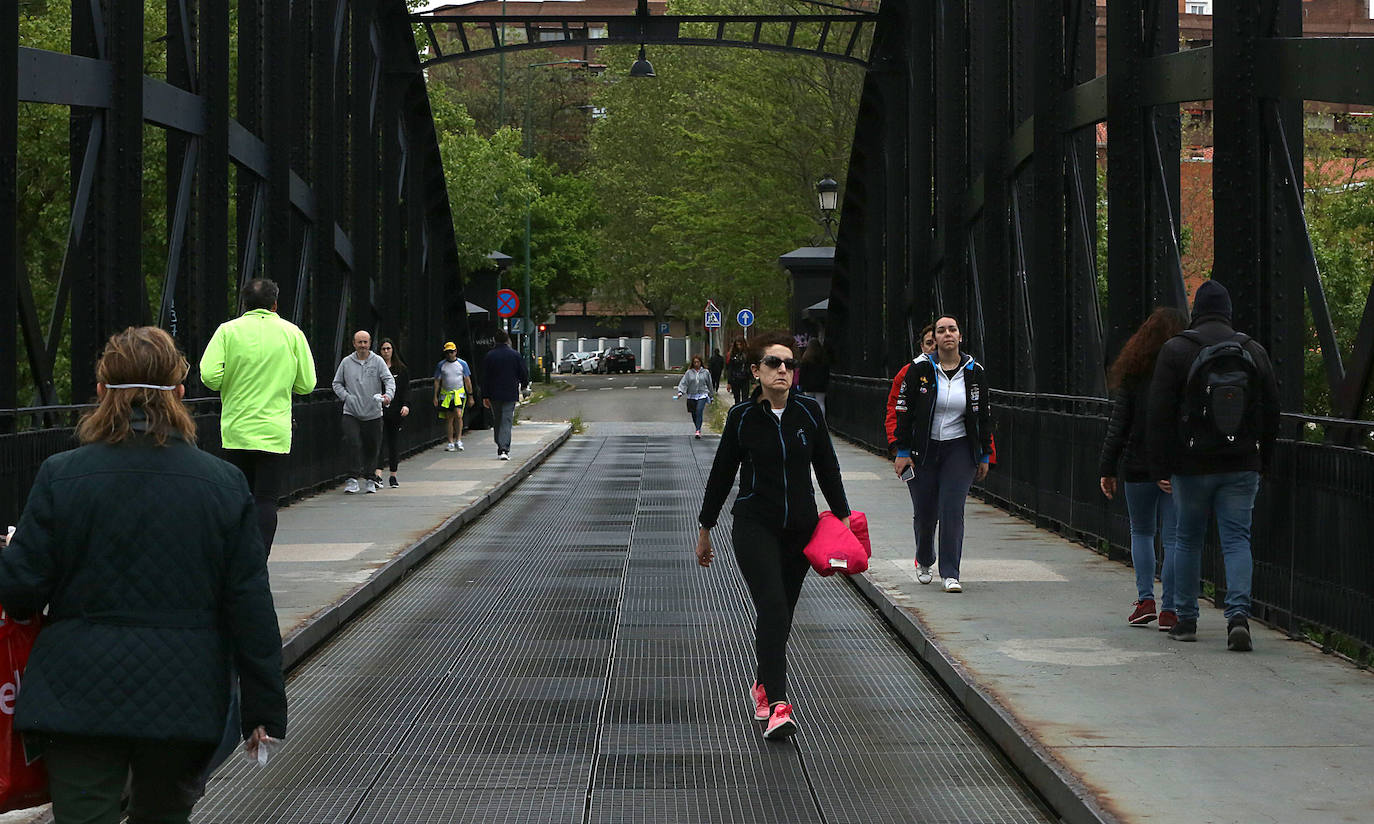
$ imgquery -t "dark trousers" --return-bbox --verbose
[732,517,812,703]
[907,437,977,580]
[730,380,748,405]
[381,414,403,473]
[341,415,383,479]
[490,400,516,453]
[43,734,215,824]
[221,449,287,554]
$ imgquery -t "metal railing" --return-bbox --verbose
[828,374,1374,659]
[0,380,446,525]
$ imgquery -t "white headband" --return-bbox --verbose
[104,383,177,391]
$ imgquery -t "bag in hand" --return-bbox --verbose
[0,611,47,812]
[803,511,872,576]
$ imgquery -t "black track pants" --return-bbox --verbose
[731,516,812,703]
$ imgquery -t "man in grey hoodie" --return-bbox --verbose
[332,330,396,493]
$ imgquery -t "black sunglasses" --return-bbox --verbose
[760,355,797,370]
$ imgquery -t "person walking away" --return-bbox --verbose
[798,341,831,413]
[696,331,851,741]
[676,355,715,438]
[378,338,411,488]
[433,342,472,452]
[0,326,286,824]
[482,329,529,460]
[726,337,750,405]
[332,330,395,493]
[199,278,316,553]
[708,348,725,393]
[888,315,993,593]
[1098,307,1187,630]
[1146,280,1280,650]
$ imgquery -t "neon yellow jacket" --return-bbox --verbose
[200,309,317,453]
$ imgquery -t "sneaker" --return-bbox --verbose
[749,683,770,722]
[695,431,702,439]
[365,479,377,493]
[763,702,797,740]
[344,478,360,494]
[456,440,465,451]
[445,442,456,452]
[389,476,399,488]
[1128,599,1157,626]
[372,475,385,490]
[1157,610,1178,632]
[499,452,510,461]
[1227,616,1252,652]
[916,564,933,585]
[1168,618,1198,642]
[943,578,962,593]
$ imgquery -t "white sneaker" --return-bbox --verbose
[445,442,456,452]
[916,565,933,585]
[943,578,962,593]
[456,440,465,451]
[499,452,510,461]
[344,478,359,494]
[365,479,376,494]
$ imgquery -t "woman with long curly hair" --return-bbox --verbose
[1099,306,1188,629]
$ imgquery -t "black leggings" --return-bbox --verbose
[731,517,812,703]
[382,414,403,472]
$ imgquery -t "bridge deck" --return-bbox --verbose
[195,432,1054,823]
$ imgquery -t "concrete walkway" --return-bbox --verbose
[829,437,1374,824]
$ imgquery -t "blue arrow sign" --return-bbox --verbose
[736,309,754,328]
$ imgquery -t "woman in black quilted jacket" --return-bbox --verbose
[0,327,286,823]
[1098,307,1187,630]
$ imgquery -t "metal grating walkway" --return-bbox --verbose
[193,434,1057,823]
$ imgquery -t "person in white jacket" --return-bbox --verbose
[331,330,396,493]
[675,355,716,439]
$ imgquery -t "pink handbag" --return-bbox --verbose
[803,511,872,576]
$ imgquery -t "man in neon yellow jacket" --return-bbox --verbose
[200,279,317,552]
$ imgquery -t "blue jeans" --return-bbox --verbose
[1123,481,1177,610]
[1171,471,1261,621]
[687,397,708,431]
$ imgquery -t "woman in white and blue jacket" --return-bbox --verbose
[885,316,993,593]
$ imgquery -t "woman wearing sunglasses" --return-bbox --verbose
[696,331,851,741]
[888,315,993,593]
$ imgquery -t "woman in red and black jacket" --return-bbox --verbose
[885,316,993,592]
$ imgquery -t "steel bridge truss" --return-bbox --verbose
[1,0,468,415]
[413,10,875,68]
[825,0,1374,656]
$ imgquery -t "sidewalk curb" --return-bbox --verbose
[846,572,1121,824]
[279,424,573,671]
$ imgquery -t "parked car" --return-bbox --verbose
[601,347,637,374]
[557,352,582,374]
[580,351,603,374]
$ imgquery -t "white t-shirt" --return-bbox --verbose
[436,357,469,391]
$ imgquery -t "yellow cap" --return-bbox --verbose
[443,341,456,351]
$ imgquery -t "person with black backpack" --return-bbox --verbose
[1146,280,1280,651]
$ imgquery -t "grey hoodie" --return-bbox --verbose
[332,352,396,420]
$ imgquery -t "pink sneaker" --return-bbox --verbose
[763,702,797,740]
[749,683,769,721]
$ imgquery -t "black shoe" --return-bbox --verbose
[388,475,399,488]
[1168,619,1198,642]
[1227,616,1252,652]
[372,475,384,490]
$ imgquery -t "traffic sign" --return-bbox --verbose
[657,321,670,335]
[509,318,527,333]
[705,300,720,313]
[704,311,722,328]
[736,308,754,328]
[496,289,520,318]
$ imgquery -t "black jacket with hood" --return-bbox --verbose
[886,353,994,466]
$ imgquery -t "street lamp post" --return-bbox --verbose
[816,175,839,244]
[523,59,588,378]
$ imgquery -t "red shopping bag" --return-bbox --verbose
[803,511,871,577]
[0,611,47,812]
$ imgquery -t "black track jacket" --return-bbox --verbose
[886,353,994,466]
[699,390,850,531]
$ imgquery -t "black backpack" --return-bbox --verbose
[1177,330,1260,455]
